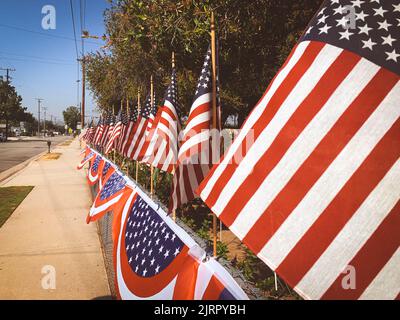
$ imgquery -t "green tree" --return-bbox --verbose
[62,106,81,130]
[86,0,322,125]
[0,79,26,139]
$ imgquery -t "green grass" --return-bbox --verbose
[0,186,34,227]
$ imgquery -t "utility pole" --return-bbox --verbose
[0,67,16,83]
[78,57,86,128]
[43,107,47,136]
[35,98,43,137]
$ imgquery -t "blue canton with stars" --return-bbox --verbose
[99,172,126,201]
[301,0,400,75]
[164,68,181,119]
[124,195,185,278]
[91,155,101,174]
[141,93,157,119]
[102,161,112,178]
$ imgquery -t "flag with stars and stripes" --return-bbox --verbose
[170,45,221,212]
[105,110,124,154]
[117,106,130,154]
[146,92,158,135]
[113,188,248,300]
[101,113,115,149]
[125,94,155,160]
[87,153,104,186]
[198,0,400,300]
[87,170,132,223]
[93,117,104,147]
[139,68,181,173]
[98,159,116,191]
[77,147,95,170]
[121,104,140,157]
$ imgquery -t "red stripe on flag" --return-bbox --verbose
[202,275,226,300]
[320,200,400,300]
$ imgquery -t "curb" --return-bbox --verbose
[0,150,48,185]
[0,139,74,185]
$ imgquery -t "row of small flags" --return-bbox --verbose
[78,147,248,300]
[80,0,399,300]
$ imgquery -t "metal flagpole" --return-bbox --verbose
[135,89,141,182]
[210,12,219,257]
[150,75,154,198]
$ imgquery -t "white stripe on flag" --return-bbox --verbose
[296,159,400,299]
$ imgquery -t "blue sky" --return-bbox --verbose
[0,0,110,124]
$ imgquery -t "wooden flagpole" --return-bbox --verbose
[135,89,141,182]
[113,105,116,162]
[211,12,218,257]
[150,75,155,198]
[171,51,177,222]
[125,97,129,174]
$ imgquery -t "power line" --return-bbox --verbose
[0,56,75,66]
[69,0,80,61]
[70,0,81,112]
[80,0,86,56]
[0,50,74,63]
[0,23,101,45]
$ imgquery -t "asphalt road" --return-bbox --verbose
[0,136,72,173]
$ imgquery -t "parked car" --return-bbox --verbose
[0,133,6,142]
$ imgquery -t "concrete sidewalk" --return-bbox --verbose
[0,139,110,299]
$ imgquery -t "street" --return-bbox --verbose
[0,136,71,173]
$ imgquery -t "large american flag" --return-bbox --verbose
[170,46,220,212]
[114,190,248,300]
[105,110,123,154]
[140,68,180,173]
[198,0,400,300]
[126,94,155,160]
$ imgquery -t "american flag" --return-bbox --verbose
[146,92,158,136]
[103,113,115,149]
[87,153,104,186]
[87,170,132,223]
[98,159,116,190]
[77,148,95,170]
[93,117,104,147]
[105,110,123,154]
[116,107,129,154]
[140,68,181,173]
[121,103,139,157]
[126,94,155,160]
[114,190,248,300]
[170,46,220,212]
[99,112,114,149]
[81,120,93,143]
[198,0,400,300]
